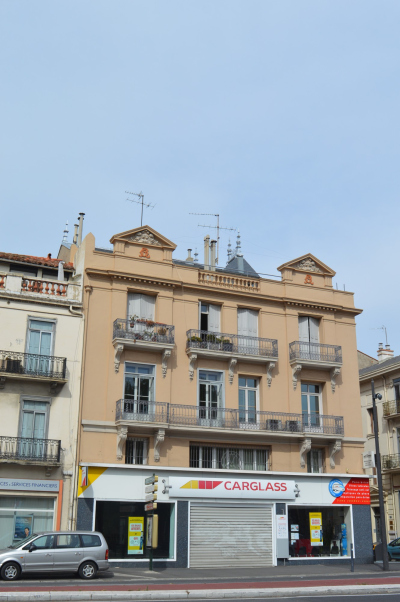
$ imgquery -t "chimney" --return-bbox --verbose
[204,235,210,270]
[73,223,79,245]
[210,240,217,272]
[377,343,394,363]
[77,212,85,246]
[186,249,194,264]
[58,261,64,282]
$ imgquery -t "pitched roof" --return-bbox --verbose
[359,354,400,377]
[225,255,259,278]
[0,252,74,270]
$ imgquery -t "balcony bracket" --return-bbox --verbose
[228,358,237,385]
[114,344,124,374]
[116,425,128,460]
[189,354,197,380]
[292,364,303,390]
[266,361,276,387]
[329,439,342,469]
[0,376,5,389]
[162,350,172,378]
[45,465,55,478]
[300,438,312,468]
[154,429,165,462]
[330,367,341,393]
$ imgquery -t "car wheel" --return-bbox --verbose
[78,561,97,580]
[1,562,21,581]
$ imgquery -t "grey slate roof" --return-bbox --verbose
[359,354,400,376]
[173,256,260,278]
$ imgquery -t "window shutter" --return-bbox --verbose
[127,294,141,319]
[309,318,320,344]
[298,316,309,342]
[141,295,155,320]
[237,308,247,336]
[247,310,258,337]
[208,304,220,333]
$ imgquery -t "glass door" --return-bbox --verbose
[19,401,48,459]
[301,384,322,432]
[198,371,223,426]
[27,321,53,375]
[124,364,154,419]
[238,377,258,427]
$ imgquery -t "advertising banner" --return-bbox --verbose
[276,515,288,539]
[330,478,370,505]
[169,477,296,500]
[127,516,144,555]
[0,478,59,493]
[309,512,323,546]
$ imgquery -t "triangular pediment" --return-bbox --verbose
[110,225,176,250]
[277,253,336,276]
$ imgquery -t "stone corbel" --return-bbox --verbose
[330,367,341,393]
[228,358,237,385]
[116,426,128,460]
[189,353,197,380]
[292,364,302,390]
[114,344,124,373]
[162,349,172,378]
[300,438,312,469]
[266,361,276,387]
[329,439,342,469]
[45,466,54,478]
[154,429,165,462]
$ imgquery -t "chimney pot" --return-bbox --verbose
[47,253,52,259]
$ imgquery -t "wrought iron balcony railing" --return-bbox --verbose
[382,454,400,470]
[113,319,175,344]
[0,436,61,463]
[116,400,344,435]
[289,341,342,364]
[186,329,278,358]
[383,401,400,417]
[0,350,67,379]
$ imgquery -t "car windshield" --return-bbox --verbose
[8,534,38,549]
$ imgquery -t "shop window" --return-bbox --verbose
[288,505,352,558]
[307,449,324,473]
[125,438,148,465]
[239,377,258,425]
[0,496,55,549]
[95,500,175,560]
[189,444,269,471]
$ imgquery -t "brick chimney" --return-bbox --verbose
[377,343,394,363]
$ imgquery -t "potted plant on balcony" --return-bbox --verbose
[187,335,202,347]
[129,314,139,328]
[221,338,233,352]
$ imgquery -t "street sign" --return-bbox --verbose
[144,475,158,503]
[145,493,157,502]
[145,484,158,494]
[145,502,157,512]
[145,475,157,485]
[363,451,375,469]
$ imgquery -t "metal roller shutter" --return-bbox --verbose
[190,504,273,568]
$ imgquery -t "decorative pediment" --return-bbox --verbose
[277,253,335,277]
[110,225,176,250]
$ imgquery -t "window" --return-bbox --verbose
[19,400,49,459]
[26,320,54,374]
[9,263,38,278]
[55,534,81,548]
[125,438,148,465]
[199,371,223,423]
[124,364,155,415]
[298,316,319,344]
[27,534,54,549]
[81,534,102,547]
[367,407,375,434]
[239,377,258,424]
[301,383,322,431]
[199,303,220,332]
[307,449,324,473]
[190,445,269,471]
[127,293,155,321]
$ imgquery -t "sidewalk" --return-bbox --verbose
[1,562,400,600]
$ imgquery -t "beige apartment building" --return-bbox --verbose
[76,225,372,567]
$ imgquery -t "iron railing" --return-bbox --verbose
[383,401,400,417]
[186,329,278,358]
[382,454,400,470]
[0,350,67,379]
[289,341,342,363]
[0,436,61,463]
[113,319,175,344]
[116,400,344,435]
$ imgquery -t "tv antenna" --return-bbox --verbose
[189,213,236,265]
[126,191,155,226]
[378,325,389,346]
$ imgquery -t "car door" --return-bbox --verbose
[23,535,54,572]
[389,537,400,559]
[52,533,83,571]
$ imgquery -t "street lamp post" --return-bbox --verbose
[371,379,389,570]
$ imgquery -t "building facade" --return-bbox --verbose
[76,225,372,566]
[0,246,84,547]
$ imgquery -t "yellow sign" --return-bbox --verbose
[309,512,323,546]
[127,516,144,555]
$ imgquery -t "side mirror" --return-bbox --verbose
[29,544,37,553]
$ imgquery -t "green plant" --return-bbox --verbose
[188,335,202,343]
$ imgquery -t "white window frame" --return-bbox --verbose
[238,376,259,425]
[197,369,225,424]
[301,383,323,432]
[125,437,148,465]
[124,362,156,400]
[307,449,324,473]
[199,302,220,333]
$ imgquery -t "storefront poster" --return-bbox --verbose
[309,512,323,546]
[127,517,144,555]
[331,478,370,505]
[276,515,288,539]
[14,515,33,540]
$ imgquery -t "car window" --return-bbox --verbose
[24,535,54,550]
[55,534,81,548]
[81,534,102,547]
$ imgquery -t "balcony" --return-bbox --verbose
[0,273,81,302]
[112,318,175,374]
[0,436,61,465]
[382,454,400,471]
[289,341,342,392]
[0,350,67,388]
[383,401,400,418]
[116,399,344,437]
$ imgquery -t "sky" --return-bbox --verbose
[1,1,399,357]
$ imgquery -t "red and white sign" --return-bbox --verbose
[332,478,370,505]
[169,477,296,500]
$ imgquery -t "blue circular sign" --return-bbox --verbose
[329,479,345,498]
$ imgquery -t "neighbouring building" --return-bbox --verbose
[359,344,400,544]
[0,225,85,547]
[76,225,372,567]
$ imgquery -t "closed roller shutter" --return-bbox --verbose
[190,505,273,568]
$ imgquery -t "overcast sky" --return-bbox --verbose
[1,1,399,357]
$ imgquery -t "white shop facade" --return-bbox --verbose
[77,465,373,567]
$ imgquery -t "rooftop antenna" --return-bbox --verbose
[62,221,69,244]
[189,213,236,265]
[227,239,232,261]
[126,191,155,227]
[378,325,389,346]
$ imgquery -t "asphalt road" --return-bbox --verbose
[162,597,400,602]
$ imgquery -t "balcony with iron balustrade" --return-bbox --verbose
[383,400,400,419]
[0,350,67,388]
[112,318,175,374]
[382,453,400,471]
[289,341,343,391]
[0,436,61,466]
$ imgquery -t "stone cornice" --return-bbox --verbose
[359,361,400,382]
